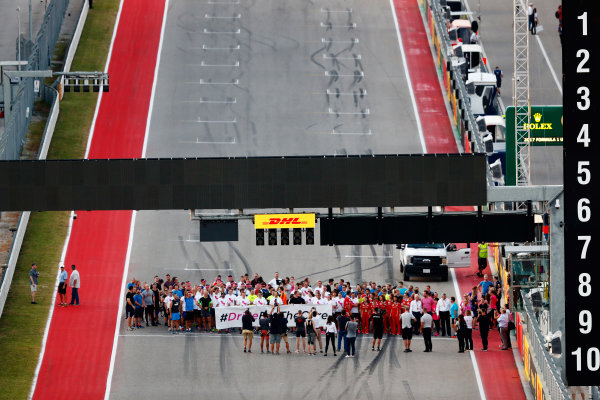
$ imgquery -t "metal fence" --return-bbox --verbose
[0,0,69,160]
[521,292,571,400]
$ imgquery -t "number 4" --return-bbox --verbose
[578,124,590,147]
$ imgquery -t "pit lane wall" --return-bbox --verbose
[490,244,570,400]
[416,0,494,185]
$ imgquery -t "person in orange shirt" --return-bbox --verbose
[278,287,288,305]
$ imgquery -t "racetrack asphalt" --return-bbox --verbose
[108,0,482,398]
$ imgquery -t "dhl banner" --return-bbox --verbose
[254,214,316,229]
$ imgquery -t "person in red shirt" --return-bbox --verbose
[389,296,401,335]
[401,292,411,310]
[343,292,353,315]
[377,295,390,333]
[361,297,373,334]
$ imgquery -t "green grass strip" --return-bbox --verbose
[0,1,120,398]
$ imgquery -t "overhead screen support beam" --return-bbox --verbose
[0,155,487,211]
[320,212,535,245]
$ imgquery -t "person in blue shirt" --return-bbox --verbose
[58,265,68,306]
[183,291,195,332]
[478,274,494,297]
[134,289,144,329]
[450,297,459,337]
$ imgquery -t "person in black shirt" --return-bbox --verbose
[371,308,385,351]
[269,305,282,354]
[476,309,491,351]
[251,273,265,287]
[126,286,136,331]
[242,310,255,353]
[336,310,350,353]
[295,310,307,353]
[278,310,291,354]
[289,291,306,304]
[151,283,161,326]
[198,293,212,332]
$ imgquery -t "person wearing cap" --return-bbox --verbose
[58,265,68,306]
[69,264,80,306]
[29,263,39,304]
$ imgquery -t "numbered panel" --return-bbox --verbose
[564,2,599,386]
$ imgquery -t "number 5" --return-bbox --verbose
[578,161,591,185]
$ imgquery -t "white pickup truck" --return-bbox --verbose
[398,243,471,281]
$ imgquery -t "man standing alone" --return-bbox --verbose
[69,264,80,306]
[421,311,433,352]
[29,263,39,304]
[401,307,416,353]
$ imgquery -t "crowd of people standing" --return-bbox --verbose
[125,271,513,356]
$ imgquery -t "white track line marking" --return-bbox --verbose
[200,61,240,67]
[193,118,237,123]
[178,97,237,104]
[325,71,364,77]
[323,54,361,60]
[208,0,239,4]
[389,0,426,152]
[331,130,372,135]
[533,35,562,95]
[118,333,458,339]
[325,89,366,96]
[198,79,239,84]
[320,22,357,28]
[198,97,237,103]
[205,13,241,19]
[328,107,370,115]
[179,138,237,144]
[321,8,353,13]
[202,44,240,50]
[322,38,359,44]
[203,28,241,34]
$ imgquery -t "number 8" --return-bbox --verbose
[579,273,592,297]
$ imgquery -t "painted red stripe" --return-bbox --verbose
[393,0,526,398]
[393,0,456,153]
[32,1,165,398]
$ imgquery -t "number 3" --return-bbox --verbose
[578,87,590,110]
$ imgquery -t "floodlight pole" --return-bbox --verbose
[29,0,33,43]
[17,8,21,71]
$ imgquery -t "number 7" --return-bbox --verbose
[578,235,591,259]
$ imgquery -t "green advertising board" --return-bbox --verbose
[505,106,563,186]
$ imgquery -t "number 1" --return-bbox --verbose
[578,12,588,36]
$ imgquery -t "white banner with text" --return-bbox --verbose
[214,304,333,330]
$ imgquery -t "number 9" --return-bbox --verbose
[579,310,592,334]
